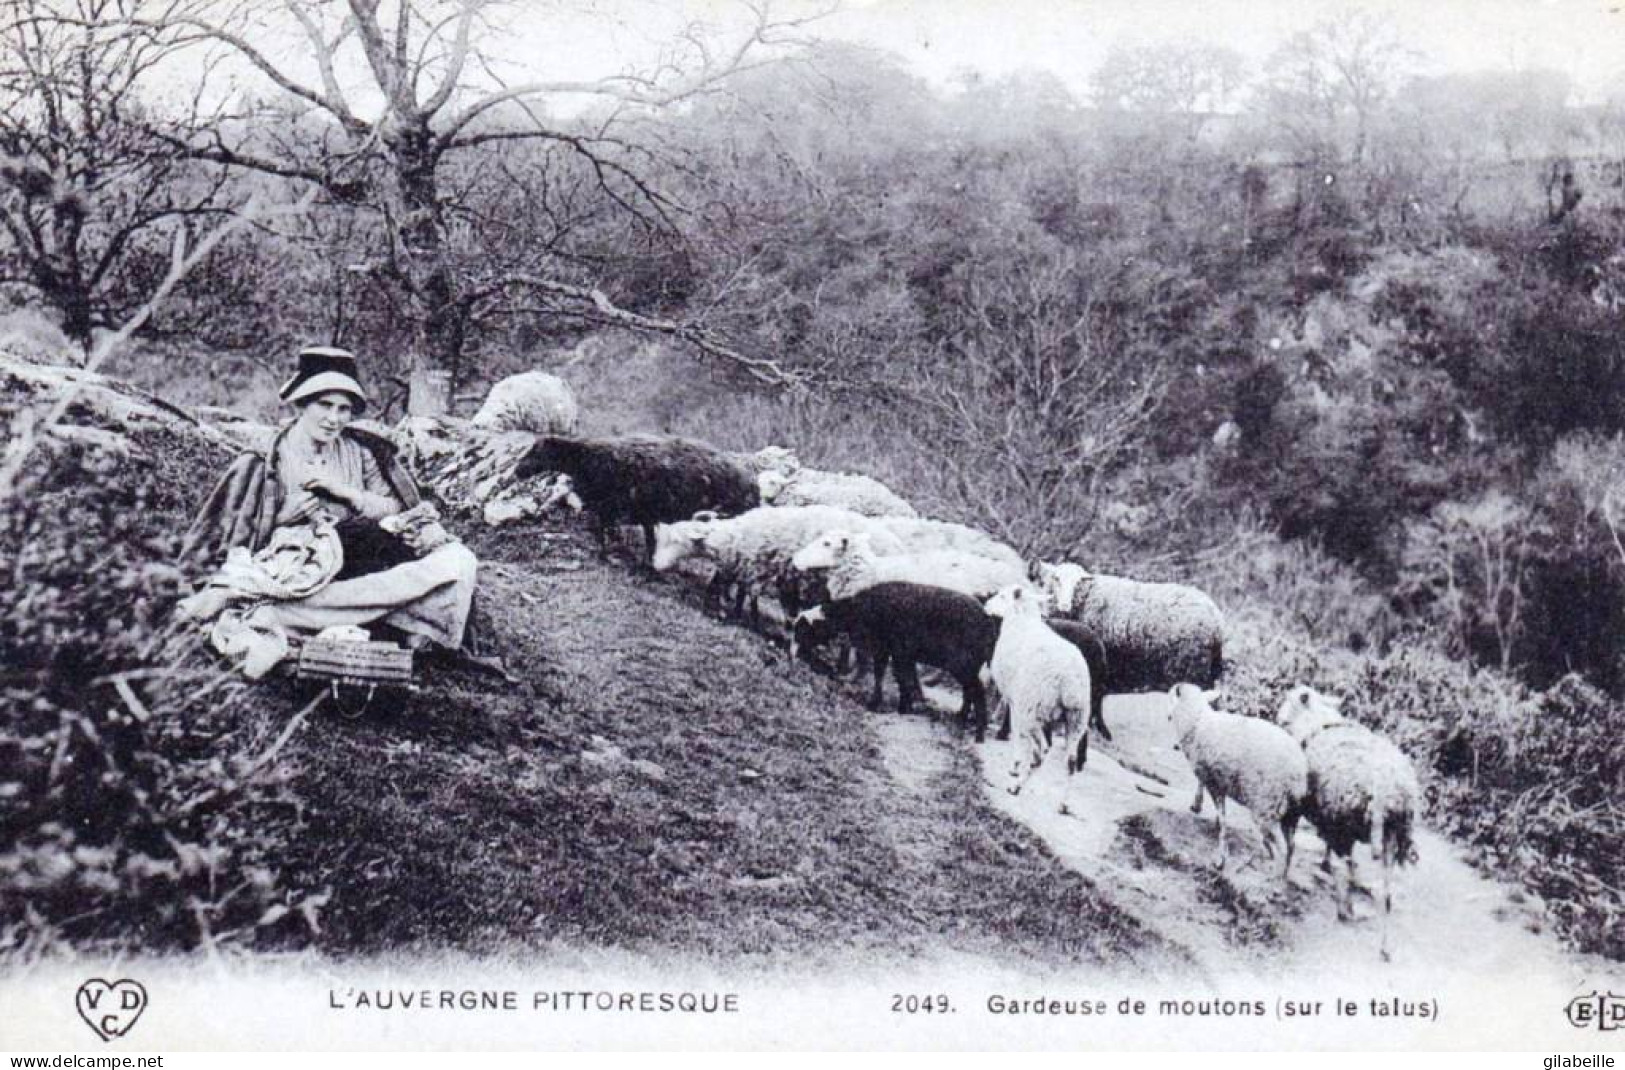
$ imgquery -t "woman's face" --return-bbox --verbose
[296,392,355,445]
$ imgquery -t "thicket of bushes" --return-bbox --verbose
[0,389,325,956]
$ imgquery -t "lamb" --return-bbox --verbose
[470,370,579,434]
[1165,683,1308,877]
[513,434,759,565]
[728,445,800,476]
[651,506,905,623]
[758,467,918,519]
[790,582,996,730]
[1276,685,1422,962]
[983,584,1093,811]
[1032,561,1225,742]
[790,529,1027,602]
[881,517,1024,569]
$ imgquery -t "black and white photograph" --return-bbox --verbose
[1,0,1623,1053]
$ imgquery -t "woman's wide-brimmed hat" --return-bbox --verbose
[280,346,368,413]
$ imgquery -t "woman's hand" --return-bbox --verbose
[278,492,323,525]
[302,475,356,506]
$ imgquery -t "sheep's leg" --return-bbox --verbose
[1057,720,1073,812]
[1379,827,1396,963]
[1334,853,1355,921]
[1280,810,1300,881]
[964,677,988,742]
[1090,691,1113,742]
[641,523,657,569]
[1379,860,1395,962]
[1347,856,1373,899]
[995,700,1012,742]
[867,650,889,711]
[894,660,921,716]
[1074,729,1088,772]
[1008,725,1044,797]
[1190,783,1205,815]
[1216,796,1229,871]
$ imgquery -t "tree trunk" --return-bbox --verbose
[391,127,463,414]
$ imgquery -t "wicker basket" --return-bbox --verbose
[295,638,415,689]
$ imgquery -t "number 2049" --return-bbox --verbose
[891,994,952,1013]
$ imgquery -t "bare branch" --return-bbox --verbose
[499,272,807,388]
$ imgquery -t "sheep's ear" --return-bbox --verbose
[1027,559,1043,582]
[1202,688,1220,704]
[692,509,719,522]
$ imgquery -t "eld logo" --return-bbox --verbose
[1565,991,1625,1031]
[75,978,148,1042]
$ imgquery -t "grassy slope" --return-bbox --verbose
[273,519,1174,969]
[2,358,1171,968]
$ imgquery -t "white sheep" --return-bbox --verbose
[728,445,800,476]
[470,370,579,434]
[1165,683,1307,877]
[983,584,1093,813]
[1276,685,1422,962]
[651,505,905,624]
[791,529,1027,602]
[1032,561,1225,740]
[758,467,918,519]
[881,517,1024,569]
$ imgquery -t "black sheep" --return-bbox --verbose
[513,433,759,565]
[793,582,998,738]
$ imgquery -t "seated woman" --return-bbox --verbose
[181,347,479,668]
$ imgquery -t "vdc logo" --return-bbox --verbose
[1565,991,1625,1031]
[75,978,148,1042]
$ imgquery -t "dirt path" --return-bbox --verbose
[871,685,1610,1012]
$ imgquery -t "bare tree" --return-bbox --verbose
[1091,43,1245,139]
[1259,10,1412,167]
[909,249,1167,559]
[0,0,234,347]
[1399,492,1547,673]
[142,0,823,405]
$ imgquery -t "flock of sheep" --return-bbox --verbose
[475,370,1425,961]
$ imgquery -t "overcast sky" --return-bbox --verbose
[821,0,1625,98]
[187,0,1625,116]
[492,0,1625,101]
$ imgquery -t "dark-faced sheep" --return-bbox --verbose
[1032,561,1225,741]
[1277,685,1422,962]
[514,434,759,565]
[791,582,997,734]
[652,506,904,625]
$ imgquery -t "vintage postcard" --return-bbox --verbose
[2,0,1624,1053]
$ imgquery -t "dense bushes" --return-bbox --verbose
[0,398,319,956]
